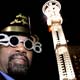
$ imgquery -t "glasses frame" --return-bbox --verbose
[0,33,42,53]
[9,35,34,50]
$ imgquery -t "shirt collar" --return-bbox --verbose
[0,71,14,80]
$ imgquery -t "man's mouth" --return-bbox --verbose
[9,53,28,65]
[12,56,27,64]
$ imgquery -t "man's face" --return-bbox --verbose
[0,35,33,76]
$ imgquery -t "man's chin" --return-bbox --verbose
[7,53,30,79]
[7,60,29,76]
[7,67,28,80]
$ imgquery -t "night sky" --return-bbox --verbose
[0,0,80,80]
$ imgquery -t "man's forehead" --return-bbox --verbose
[15,35,28,40]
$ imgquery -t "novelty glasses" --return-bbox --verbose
[0,34,42,53]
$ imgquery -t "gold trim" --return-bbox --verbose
[1,26,29,33]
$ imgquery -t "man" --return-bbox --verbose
[0,13,42,80]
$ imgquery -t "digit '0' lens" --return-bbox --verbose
[24,39,33,50]
[9,36,19,46]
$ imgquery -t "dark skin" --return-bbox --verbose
[0,35,33,79]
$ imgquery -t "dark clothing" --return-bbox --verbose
[0,74,6,80]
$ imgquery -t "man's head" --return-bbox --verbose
[0,35,33,75]
[0,13,42,78]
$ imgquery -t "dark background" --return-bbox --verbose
[0,0,80,80]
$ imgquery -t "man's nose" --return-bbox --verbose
[15,43,27,53]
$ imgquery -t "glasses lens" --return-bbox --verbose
[10,36,19,46]
[25,40,33,50]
